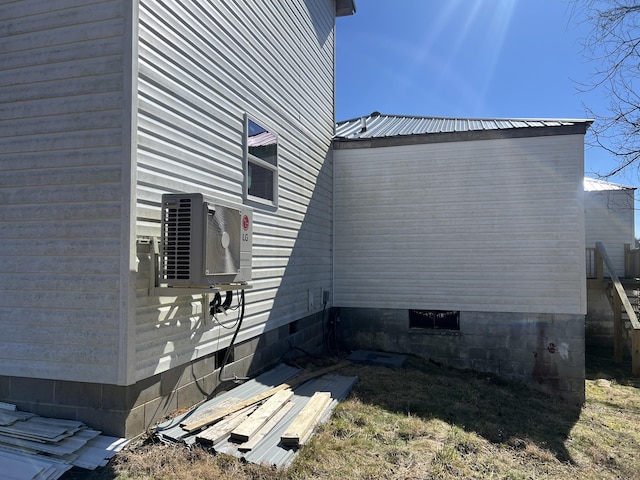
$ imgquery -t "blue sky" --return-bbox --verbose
[335,0,638,191]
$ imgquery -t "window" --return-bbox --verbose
[245,116,278,207]
[409,309,460,331]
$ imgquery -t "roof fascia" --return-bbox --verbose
[336,0,356,17]
[333,123,591,150]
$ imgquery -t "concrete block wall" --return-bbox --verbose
[0,312,325,438]
[337,307,585,404]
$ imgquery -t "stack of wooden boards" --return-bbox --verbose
[0,403,127,480]
[155,362,358,468]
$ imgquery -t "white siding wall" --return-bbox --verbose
[134,0,336,379]
[585,189,635,277]
[0,1,130,383]
[334,134,587,315]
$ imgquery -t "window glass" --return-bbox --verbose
[248,162,274,201]
[248,119,277,166]
[245,117,278,206]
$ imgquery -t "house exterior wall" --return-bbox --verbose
[333,134,586,314]
[0,0,339,437]
[133,0,336,383]
[333,133,587,402]
[0,0,134,385]
[584,188,634,277]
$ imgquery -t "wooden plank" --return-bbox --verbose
[297,394,334,447]
[632,328,640,376]
[195,405,257,447]
[182,385,289,433]
[237,401,294,452]
[614,292,624,363]
[182,361,350,432]
[230,389,294,443]
[280,391,332,447]
[180,397,241,427]
[595,248,604,280]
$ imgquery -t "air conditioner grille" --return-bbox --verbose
[162,197,193,280]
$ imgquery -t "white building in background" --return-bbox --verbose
[584,177,635,277]
[583,177,636,349]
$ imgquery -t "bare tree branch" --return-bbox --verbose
[575,0,640,178]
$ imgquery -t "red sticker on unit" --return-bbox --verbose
[242,215,250,231]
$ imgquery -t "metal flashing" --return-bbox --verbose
[0,406,127,479]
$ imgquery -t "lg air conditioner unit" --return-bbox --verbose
[160,193,252,287]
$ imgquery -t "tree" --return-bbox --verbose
[576,1,640,178]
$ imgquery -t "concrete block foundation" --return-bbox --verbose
[336,307,585,404]
[0,313,324,438]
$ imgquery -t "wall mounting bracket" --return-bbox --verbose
[144,236,252,297]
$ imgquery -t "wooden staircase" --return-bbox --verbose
[595,242,640,375]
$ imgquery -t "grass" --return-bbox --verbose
[62,350,640,480]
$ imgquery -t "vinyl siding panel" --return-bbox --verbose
[0,1,129,383]
[585,189,635,276]
[134,0,336,380]
[334,134,586,315]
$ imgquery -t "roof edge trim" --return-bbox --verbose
[336,0,356,17]
[334,123,591,149]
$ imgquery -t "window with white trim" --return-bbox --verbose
[245,116,278,207]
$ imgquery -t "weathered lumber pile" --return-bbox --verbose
[0,404,127,480]
[155,361,358,468]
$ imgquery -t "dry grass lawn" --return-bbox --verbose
[62,350,640,479]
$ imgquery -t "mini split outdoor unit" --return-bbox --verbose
[160,193,252,287]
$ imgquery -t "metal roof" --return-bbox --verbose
[584,177,636,191]
[0,405,127,479]
[335,112,592,140]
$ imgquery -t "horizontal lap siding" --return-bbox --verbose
[135,0,335,380]
[584,189,634,277]
[334,135,586,315]
[0,1,127,383]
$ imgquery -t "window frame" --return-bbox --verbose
[244,114,278,209]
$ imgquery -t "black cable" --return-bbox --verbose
[211,291,242,330]
[327,307,341,356]
[210,291,234,315]
[321,302,327,354]
[218,288,249,383]
[277,339,320,364]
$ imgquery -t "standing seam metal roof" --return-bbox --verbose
[335,113,592,140]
